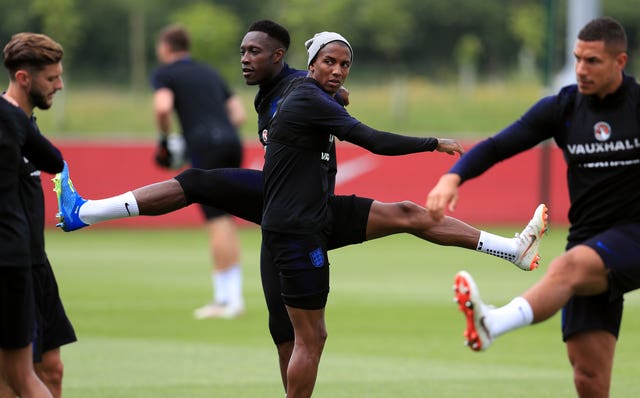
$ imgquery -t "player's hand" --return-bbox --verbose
[154,133,187,170]
[434,138,464,156]
[337,86,350,106]
[154,135,171,169]
[426,173,461,221]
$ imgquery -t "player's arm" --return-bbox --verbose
[152,88,178,168]
[343,123,463,156]
[426,95,560,221]
[21,120,63,174]
[225,94,247,129]
[154,88,174,135]
[426,173,461,221]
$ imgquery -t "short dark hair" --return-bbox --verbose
[3,32,63,78]
[158,25,190,52]
[578,17,627,54]
[247,19,290,50]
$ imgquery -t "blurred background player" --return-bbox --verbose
[428,16,638,398]
[152,25,247,319]
[0,32,74,398]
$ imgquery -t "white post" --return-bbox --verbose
[553,0,601,90]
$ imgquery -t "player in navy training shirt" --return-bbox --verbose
[0,94,48,397]
[2,32,74,398]
[259,31,463,397]
[428,17,640,397]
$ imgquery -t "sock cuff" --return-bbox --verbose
[511,296,534,325]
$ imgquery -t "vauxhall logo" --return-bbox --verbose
[567,121,640,160]
[594,121,612,142]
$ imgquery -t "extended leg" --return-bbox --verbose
[453,245,609,351]
[366,201,547,270]
[366,200,479,246]
[132,179,186,215]
[54,164,263,231]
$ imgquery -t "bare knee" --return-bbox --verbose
[571,361,609,397]
[546,248,607,295]
[383,201,424,229]
[36,360,64,387]
[545,253,583,289]
[296,325,328,355]
[395,201,422,217]
[35,354,64,396]
[567,331,615,398]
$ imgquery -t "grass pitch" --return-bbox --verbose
[45,226,640,397]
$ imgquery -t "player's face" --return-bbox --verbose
[574,39,626,98]
[308,42,351,95]
[156,41,171,64]
[240,31,283,86]
[26,62,64,110]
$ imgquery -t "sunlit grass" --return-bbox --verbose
[45,226,640,397]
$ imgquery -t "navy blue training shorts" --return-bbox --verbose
[262,230,330,311]
[562,223,640,341]
[326,194,373,250]
[32,260,77,362]
[0,266,36,350]
[190,142,243,221]
[260,194,373,345]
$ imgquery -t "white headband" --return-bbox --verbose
[305,31,353,67]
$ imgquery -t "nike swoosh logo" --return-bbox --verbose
[125,202,131,216]
[518,234,537,260]
[335,155,379,186]
[245,153,379,183]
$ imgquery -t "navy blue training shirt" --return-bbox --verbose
[262,77,438,234]
[451,74,640,244]
[20,118,64,267]
[256,64,353,194]
[0,97,31,267]
[151,58,240,149]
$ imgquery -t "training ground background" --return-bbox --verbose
[43,139,571,228]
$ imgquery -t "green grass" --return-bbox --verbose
[45,226,640,397]
[36,79,543,140]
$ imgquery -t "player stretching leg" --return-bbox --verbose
[53,162,547,272]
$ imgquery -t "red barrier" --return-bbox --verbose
[43,139,570,229]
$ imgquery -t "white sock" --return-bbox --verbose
[484,296,534,338]
[78,191,139,225]
[213,265,243,307]
[226,264,244,308]
[476,230,519,263]
[213,271,227,304]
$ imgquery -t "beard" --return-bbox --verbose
[28,87,52,110]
